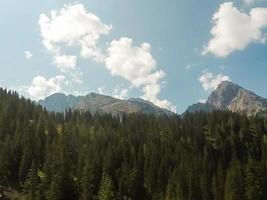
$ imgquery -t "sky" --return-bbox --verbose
[0,0,267,113]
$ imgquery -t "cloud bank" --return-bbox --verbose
[199,71,230,91]
[36,4,176,112]
[39,3,111,62]
[105,38,176,112]
[204,2,267,57]
[27,75,66,100]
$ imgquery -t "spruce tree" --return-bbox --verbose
[23,161,41,200]
[0,153,8,200]
[46,175,63,200]
[224,160,244,200]
[245,159,262,200]
[80,161,95,200]
[98,173,115,200]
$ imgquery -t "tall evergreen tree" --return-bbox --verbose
[0,152,8,200]
[245,159,262,200]
[98,173,115,200]
[80,161,95,200]
[224,160,244,200]
[23,161,41,200]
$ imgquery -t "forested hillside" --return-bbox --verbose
[0,88,267,200]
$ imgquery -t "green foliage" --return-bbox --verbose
[23,161,41,200]
[0,88,266,199]
[0,149,9,199]
[224,160,244,200]
[80,161,95,200]
[98,173,115,200]
[245,158,263,200]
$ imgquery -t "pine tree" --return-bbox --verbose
[224,160,244,200]
[23,161,41,200]
[80,161,95,200]
[0,152,8,200]
[19,147,32,182]
[212,161,225,200]
[46,175,63,200]
[165,175,177,200]
[98,173,115,200]
[245,159,262,200]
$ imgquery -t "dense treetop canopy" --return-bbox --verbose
[0,88,267,200]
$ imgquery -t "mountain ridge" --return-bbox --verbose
[186,81,267,117]
[38,92,174,116]
[39,81,267,117]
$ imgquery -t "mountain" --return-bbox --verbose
[38,93,81,113]
[185,81,267,117]
[38,93,174,116]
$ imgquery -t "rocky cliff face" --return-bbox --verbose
[185,81,267,117]
[38,93,174,116]
[207,81,241,110]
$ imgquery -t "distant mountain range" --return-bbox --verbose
[38,81,267,117]
[38,93,174,116]
[186,81,267,117]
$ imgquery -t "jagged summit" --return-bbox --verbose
[207,81,243,110]
[38,93,174,116]
[185,81,267,117]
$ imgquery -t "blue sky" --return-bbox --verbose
[0,0,267,113]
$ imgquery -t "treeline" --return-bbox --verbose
[0,88,267,200]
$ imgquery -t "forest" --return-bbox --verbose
[0,87,267,200]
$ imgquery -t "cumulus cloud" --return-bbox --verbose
[198,99,207,103]
[105,37,176,112]
[199,71,230,91]
[27,75,66,100]
[39,3,112,87]
[244,0,255,6]
[113,88,128,99]
[203,2,267,57]
[97,86,105,95]
[39,3,111,62]
[25,51,32,59]
[37,4,175,112]
[52,55,76,72]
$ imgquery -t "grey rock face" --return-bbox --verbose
[185,81,267,117]
[186,102,216,113]
[38,93,174,116]
[207,81,240,110]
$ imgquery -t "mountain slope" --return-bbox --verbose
[185,81,267,117]
[38,93,174,116]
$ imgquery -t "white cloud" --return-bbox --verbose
[243,0,263,6]
[105,37,176,112]
[39,3,111,62]
[244,0,255,6]
[97,86,105,95]
[113,88,128,99]
[52,54,76,72]
[106,38,160,87]
[25,51,32,59]
[199,71,230,91]
[27,75,66,100]
[39,3,112,88]
[185,64,196,70]
[37,4,175,112]
[203,2,267,57]
[198,99,207,104]
[185,64,192,70]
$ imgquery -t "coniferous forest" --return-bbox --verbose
[1,88,267,200]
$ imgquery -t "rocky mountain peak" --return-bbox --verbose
[207,81,241,110]
[186,81,267,117]
[38,93,174,116]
